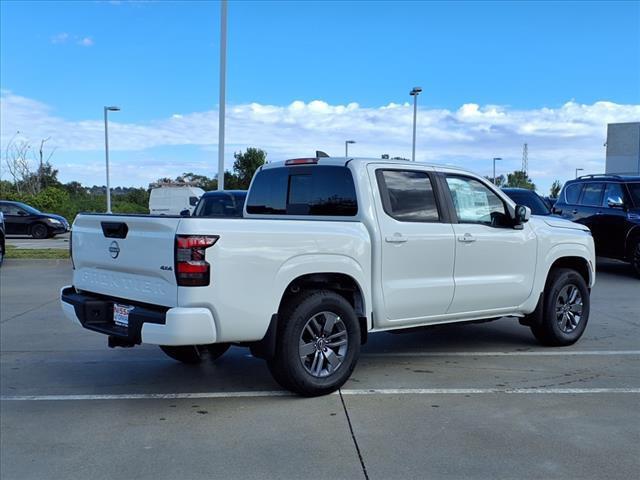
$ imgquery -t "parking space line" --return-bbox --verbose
[361,350,640,357]
[2,387,638,401]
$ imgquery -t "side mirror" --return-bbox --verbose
[607,196,624,209]
[179,209,191,217]
[515,204,531,224]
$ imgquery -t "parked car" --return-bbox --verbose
[502,188,552,216]
[192,190,247,218]
[544,196,558,210]
[553,174,640,277]
[0,211,5,266]
[61,157,595,396]
[149,185,205,215]
[0,200,70,239]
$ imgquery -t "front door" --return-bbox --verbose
[444,175,537,314]
[370,167,456,325]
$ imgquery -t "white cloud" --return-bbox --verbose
[77,37,94,47]
[50,32,69,44]
[1,90,638,191]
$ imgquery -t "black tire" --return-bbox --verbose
[531,268,590,346]
[630,238,640,279]
[159,343,230,364]
[267,290,361,397]
[31,223,48,239]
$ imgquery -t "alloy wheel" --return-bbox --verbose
[555,284,583,333]
[298,311,348,378]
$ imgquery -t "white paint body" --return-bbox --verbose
[62,159,595,345]
[148,186,205,216]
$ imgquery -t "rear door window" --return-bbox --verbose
[579,183,604,206]
[246,165,358,216]
[376,170,440,222]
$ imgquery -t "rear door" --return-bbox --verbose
[369,166,456,325]
[72,215,181,307]
[591,182,628,257]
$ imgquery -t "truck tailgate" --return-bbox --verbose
[72,214,181,307]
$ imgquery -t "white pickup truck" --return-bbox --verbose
[61,157,595,396]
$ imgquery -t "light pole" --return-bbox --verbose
[345,140,355,158]
[409,87,422,161]
[492,157,502,184]
[217,0,228,191]
[575,168,584,178]
[103,106,120,214]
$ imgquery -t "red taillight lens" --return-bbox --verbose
[285,158,318,165]
[175,235,218,286]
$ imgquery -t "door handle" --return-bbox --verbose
[572,209,578,215]
[385,234,408,244]
[457,233,476,243]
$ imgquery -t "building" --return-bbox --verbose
[605,122,640,175]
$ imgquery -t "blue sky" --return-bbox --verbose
[1,0,639,191]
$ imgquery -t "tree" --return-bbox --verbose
[232,147,267,189]
[484,174,506,187]
[505,170,536,190]
[550,180,562,198]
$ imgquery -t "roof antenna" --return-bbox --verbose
[316,150,330,158]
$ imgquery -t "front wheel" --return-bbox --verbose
[159,343,230,364]
[267,290,361,397]
[531,268,590,346]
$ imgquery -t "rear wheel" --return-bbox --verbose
[159,343,230,364]
[267,290,361,397]
[630,238,640,278]
[31,223,48,239]
[531,268,590,346]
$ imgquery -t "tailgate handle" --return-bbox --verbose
[101,222,129,239]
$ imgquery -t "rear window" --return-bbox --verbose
[194,192,246,218]
[246,165,358,216]
[564,183,582,204]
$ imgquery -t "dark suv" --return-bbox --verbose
[553,175,640,277]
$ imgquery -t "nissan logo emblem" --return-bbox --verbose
[109,241,120,259]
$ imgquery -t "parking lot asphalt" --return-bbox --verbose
[5,233,70,249]
[1,259,639,480]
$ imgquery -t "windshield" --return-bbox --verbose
[17,202,41,215]
[503,190,551,215]
[194,192,246,217]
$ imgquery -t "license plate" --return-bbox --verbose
[113,303,134,328]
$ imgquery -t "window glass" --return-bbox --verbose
[194,192,246,218]
[446,176,507,225]
[377,170,440,222]
[627,183,640,208]
[564,183,582,204]
[189,196,199,207]
[602,183,625,207]
[0,203,23,215]
[580,183,604,206]
[246,166,358,216]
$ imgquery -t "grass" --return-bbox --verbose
[5,245,70,260]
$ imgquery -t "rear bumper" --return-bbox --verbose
[60,286,217,346]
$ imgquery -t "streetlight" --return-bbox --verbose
[345,140,356,158]
[409,87,422,162]
[217,0,228,190]
[103,106,120,214]
[575,168,584,178]
[492,157,502,184]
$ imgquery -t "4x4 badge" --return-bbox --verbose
[108,241,120,259]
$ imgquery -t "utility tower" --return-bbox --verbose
[522,143,528,174]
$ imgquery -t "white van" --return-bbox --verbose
[148,186,205,216]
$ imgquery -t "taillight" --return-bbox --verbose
[285,158,318,165]
[175,235,219,286]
